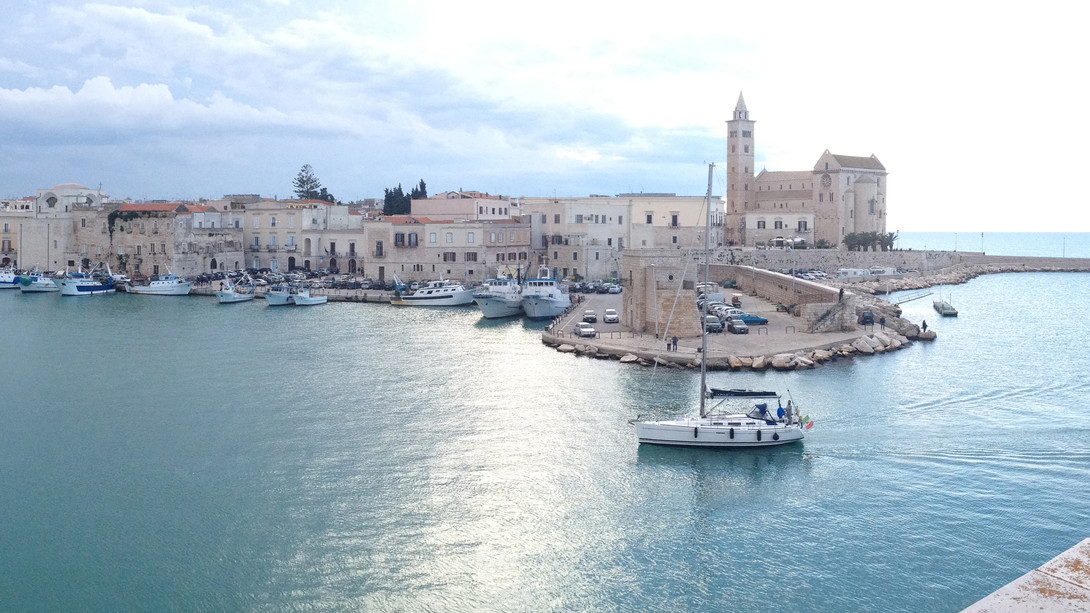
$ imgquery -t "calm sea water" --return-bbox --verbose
[2,242,1088,612]
[897,231,1090,259]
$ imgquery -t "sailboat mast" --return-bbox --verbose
[700,163,713,418]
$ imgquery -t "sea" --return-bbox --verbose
[1,232,1088,612]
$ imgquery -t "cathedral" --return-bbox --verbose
[724,93,887,248]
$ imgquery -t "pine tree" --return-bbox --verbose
[293,164,322,200]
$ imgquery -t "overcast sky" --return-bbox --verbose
[1,0,1087,232]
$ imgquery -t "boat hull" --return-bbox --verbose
[56,278,116,296]
[393,290,474,306]
[19,277,59,292]
[635,419,805,448]
[265,292,294,306]
[216,291,255,303]
[521,296,571,319]
[128,282,193,296]
[474,295,523,318]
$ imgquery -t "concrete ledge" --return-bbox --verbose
[962,538,1090,612]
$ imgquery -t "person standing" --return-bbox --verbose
[922,320,928,332]
[672,336,678,351]
[879,316,886,330]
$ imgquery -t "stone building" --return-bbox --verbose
[2,183,109,271]
[519,194,724,281]
[725,93,887,249]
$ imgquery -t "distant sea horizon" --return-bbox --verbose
[895,231,1090,259]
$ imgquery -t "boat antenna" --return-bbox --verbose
[699,163,713,418]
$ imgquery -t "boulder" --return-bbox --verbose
[812,349,833,362]
[873,331,892,346]
[728,356,743,369]
[794,355,814,368]
[918,330,937,341]
[888,339,902,350]
[863,335,883,350]
[620,353,640,363]
[749,356,764,369]
[771,354,795,369]
[557,344,576,353]
[581,345,598,355]
[740,357,755,368]
[852,338,875,354]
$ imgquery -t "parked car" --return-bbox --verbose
[739,313,769,325]
[727,318,749,334]
[603,308,619,323]
[607,283,621,294]
[574,322,597,337]
[703,315,724,333]
[583,309,597,323]
[859,311,875,325]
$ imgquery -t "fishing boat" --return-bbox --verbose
[215,274,255,304]
[55,264,116,296]
[391,275,474,306]
[291,286,327,306]
[127,271,193,296]
[18,267,59,293]
[0,266,19,289]
[520,267,571,319]
[264,285,296,306]
[473,272,523,318]
[633,164,810,448]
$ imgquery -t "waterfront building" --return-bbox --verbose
[68,202,244,278]
[1,183,110,272]
[410,191,516,222]
[725,92,887,249]
[519,194,724,281]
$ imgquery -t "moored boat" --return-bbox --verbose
[55,264,116,296]
[473,276,523,318]
[521,268,571,319]
[264,285,295,306]
[216,274,255,303]
[127,271,193,296]
[391,276,474,306]
[0,266,20,289]
[18,267,59,293]
[291,286,327,306]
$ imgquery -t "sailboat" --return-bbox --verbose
[633,164,809,448]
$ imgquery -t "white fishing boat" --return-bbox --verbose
[127,271,193,296]
[264,285,295,306]
[0,266,19,289]
[633,164,810,448]
[18,268,59,293]
[215,274,255,304]
[55,264,116,296]
[391,275,474,306]
[473,273,523,318]
[521,267,571,319]
[291,286,327,306]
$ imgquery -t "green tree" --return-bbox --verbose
[293,164,322,200]
[382,179,427,215]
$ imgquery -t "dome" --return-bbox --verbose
[50,183,91,190]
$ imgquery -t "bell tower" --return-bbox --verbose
[726,92,755,246]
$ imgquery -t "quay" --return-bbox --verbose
[962,538,1090,612]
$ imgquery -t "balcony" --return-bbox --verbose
[266,246,278,252]
[284,244,297,251]
[247,244,262,252]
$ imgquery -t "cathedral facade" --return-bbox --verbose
[724,93,887,249]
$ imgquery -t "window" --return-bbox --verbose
[618,216,623,225]
[508,252,516,261]
[553,251,558,260]
[541,214,547,223]
[289,217,295,228]
[409,233,418,246]
[646,213,653,224]
[798,220,808,231]
[252,237,260,247]
[576,214,583,223]
[819,193,824,203]
[446,232,453,243]
[757,220,766,229]
[742,130,751,137]
[496,253,504,261]
[607,238,612,247]
[271,216,277,227]
[136,245,142,255]
[395,233,405,247]
[465,252,477,262]
[443,252,456,262]
[253,218,260,229]
[744,145,749,153]
[595,252,600,260]
[554,214,560,224]
[80,218,86,228]
[670,214,678,227]
[234,220,241,229]
[671,236,677,244]
[573,252,578,261]
[774,221,783,230]
[430,232,437,243]
[467,232,474,243]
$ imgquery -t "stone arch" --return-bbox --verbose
[329,258,337,271]
[210,257,218,271]
[288,256,296,270]
[348,260,357,274]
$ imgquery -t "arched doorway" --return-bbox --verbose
[304,238,312,256]
[288,256,296,270]
[348,260,357,274]
[210,257,218,271]
[329,258,337,272]
[304,260,311,270]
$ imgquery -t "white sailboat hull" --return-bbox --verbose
[216,290,254,303]
[636,418,805,448]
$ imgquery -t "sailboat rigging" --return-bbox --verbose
[632,163,810,448]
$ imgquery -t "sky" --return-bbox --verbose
[1,0,1088,232]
